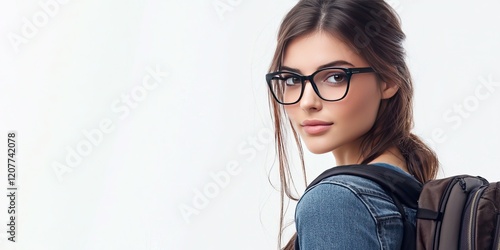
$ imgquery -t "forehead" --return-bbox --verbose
[282,31,367,74]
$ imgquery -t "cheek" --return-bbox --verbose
[284,105,300,125]
[332,83,381,129]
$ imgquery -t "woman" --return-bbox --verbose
[265,0,439,249]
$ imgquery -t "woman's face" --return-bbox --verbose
[282,31,396,159]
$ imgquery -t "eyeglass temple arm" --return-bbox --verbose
[350,67,375,74]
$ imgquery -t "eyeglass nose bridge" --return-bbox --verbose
[300,74,322,99]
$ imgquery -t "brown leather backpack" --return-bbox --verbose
[301,164,500,250]
[417,175,500,250]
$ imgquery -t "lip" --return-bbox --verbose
[301,120,333,126]
[301,120,333,135]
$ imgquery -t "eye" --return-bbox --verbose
[283,75,301,86]
[325,72,347,84]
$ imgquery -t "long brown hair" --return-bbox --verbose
[267,0,439,249]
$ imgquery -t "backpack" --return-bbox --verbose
[295,164,500,250]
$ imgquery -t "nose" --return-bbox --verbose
[299,81,322,112]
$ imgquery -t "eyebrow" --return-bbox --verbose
[281,60,355,73]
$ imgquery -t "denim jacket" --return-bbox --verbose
[295,163,417,249]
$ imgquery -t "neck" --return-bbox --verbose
[368,147,408,173]
[333,143,408,173]
[332,138,364,166]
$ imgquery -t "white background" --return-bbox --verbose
[0,0,499,249]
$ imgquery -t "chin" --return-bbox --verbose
[303,142,334,155]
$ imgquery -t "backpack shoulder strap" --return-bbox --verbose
[307,164,422,208]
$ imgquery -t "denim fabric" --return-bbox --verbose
[295,163,417,249]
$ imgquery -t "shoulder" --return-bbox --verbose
[297,175,374,213]
[296,176,376,228]
[296,174,398,224]
[298,174,398,213]
[295,174,406,249]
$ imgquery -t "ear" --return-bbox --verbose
[379,80,399,99]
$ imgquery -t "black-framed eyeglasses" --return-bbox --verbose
[265,67,375,105]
